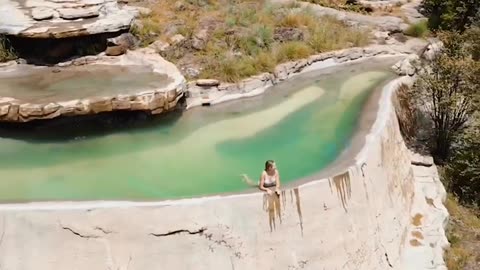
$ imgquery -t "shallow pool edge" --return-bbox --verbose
[0,53,412,210]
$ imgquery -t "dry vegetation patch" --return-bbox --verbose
[131,0,371,82]
[444,195,480,270]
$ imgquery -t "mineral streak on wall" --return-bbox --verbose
[0,77,443,270]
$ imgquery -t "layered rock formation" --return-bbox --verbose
[0,49,186,122]
[295,0,409,32]
[0,0,138,38]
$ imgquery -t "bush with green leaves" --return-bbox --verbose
[415,31,480,161]
[420,0,480,32]
[0,35,17,62]
[444,119,480,206]
[404,20,429,37]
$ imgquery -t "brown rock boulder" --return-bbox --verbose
[273,27,305,42]
[107,33,138,50]
[58,7,100,20]
[89,98,113,113]
[111,96,132,110]
[149,93,166,110]
[42,103,62,119]
[19,104,44,118]
[192,29,209,50]
[0,103,10,117]
[5,104,19,121]
[106,45,128,56]
[196,79,220,87]
[131,93,154,110]
[59,100,91,116]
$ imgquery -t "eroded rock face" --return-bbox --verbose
[0,78,447,270]
[392,54,420,76]
[0,0,138,38]
[301,1,409,32]
[0,49,186,123]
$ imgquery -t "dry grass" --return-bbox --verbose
[444,194,480,270]
[275,41,313,62]
[132,0,371,82]
[395,83,417,141]
[307,17,371,52]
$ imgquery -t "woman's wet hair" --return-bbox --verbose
[265,160,275,171]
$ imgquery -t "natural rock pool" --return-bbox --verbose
[0,60,397,202]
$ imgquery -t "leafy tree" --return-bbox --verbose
[462,10,480,60]
[444,117,480,206]
[415,31,480,161]
[420,0,480,32]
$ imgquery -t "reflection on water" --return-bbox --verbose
[0,60,397,202]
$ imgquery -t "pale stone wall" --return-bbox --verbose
[0,75,441,270]
[0,0,137,38]
[0,49,186,123]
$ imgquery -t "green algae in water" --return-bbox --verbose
[0,69,395,202]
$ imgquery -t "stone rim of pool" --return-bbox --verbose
[0,50,186,123]
[0,55,405,207]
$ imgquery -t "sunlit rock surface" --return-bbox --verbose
[0,76,447,270]
[0,49,186,122]
[0,0,137,38]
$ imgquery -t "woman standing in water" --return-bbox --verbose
[242,160,281,195]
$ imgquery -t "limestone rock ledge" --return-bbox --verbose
[0,76,447,270]
[0,0,140,38]
[0,49,186,123]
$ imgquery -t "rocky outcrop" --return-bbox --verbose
[392,54,420,76]
[0,49,186,122]
[400,0,426,24]
[391,40,443,76]
[296,1,409,32]
[0,0,140,38]
[105,33,138,56]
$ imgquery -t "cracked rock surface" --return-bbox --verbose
[0,0,138,38]
[0,48,186,122]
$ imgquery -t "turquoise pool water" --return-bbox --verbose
[0,62,396,202]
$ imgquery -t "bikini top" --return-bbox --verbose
[264,171,276,185]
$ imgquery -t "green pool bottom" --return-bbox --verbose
[0,67,396,202]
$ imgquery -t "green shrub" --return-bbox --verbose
[421,0,479,32]
[254,50,277,73]
[307,18,370,52]
[142,0,372,81]
[201,55,259,82]
[275,41,313,62]
[0,35,17,62]
[404,20,429,37]
[130,15,163,47]
[256,25,274,49]
[444,125,480,207]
